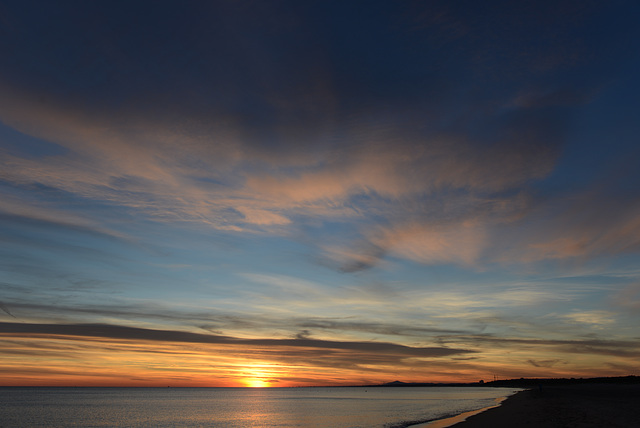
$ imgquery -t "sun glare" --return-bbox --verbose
[241,365,276,387]
[244,378,270,388]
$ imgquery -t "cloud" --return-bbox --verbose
[235,207,291,226]
[0,84,567,273]
[440,335,640,359]
[1,0,635,276]
[297,319,469,337]
[377,221,488,266]
[527,359,565,368]
[562,311,616,327]
[324,190,537,271]
[509,188,640,264]
[295,330,311,340]
[324,242,388,273]
[0,321,474,358]
[612,283,640,312]
[0,302,16,318]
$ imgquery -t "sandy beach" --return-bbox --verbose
[447,383,640,427]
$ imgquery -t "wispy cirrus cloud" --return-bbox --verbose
[0,71,564,269]
[612,283,640,312]
[1,0,634,276]
[562,310,617,328]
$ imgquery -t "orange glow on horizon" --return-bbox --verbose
[240,364,280,387]
[243,378,270,388]
[1,333,636,387]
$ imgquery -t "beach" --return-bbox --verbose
[447,383,640,427]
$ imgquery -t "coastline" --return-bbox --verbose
[435,383,640,427]
[408,393,512,428]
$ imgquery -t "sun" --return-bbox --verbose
[240,364,280,387]
[244,378,270,388]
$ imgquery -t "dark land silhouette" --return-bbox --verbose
[369,374,639,388]
[453,381,640,427]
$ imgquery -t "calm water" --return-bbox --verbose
[0,386,520,427]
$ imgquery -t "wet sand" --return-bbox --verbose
[448,383,640,427]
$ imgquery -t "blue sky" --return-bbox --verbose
[1,0,640,386]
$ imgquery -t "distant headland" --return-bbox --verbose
[364,375,639,388]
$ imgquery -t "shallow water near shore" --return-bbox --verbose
[0,386,520,427]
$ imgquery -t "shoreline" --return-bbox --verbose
[442,383,640,427]
[408,393,513,428]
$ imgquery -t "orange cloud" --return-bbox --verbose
[5,76,632,274]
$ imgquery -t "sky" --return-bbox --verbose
[1,0,640,387]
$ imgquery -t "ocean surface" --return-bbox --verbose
[0,386,521,427]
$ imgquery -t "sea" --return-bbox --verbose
[0,386,521,427]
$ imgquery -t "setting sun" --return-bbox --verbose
[241,365,277,387]
[244,378,270,388]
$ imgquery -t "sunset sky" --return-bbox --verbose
[1,0,640,387]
